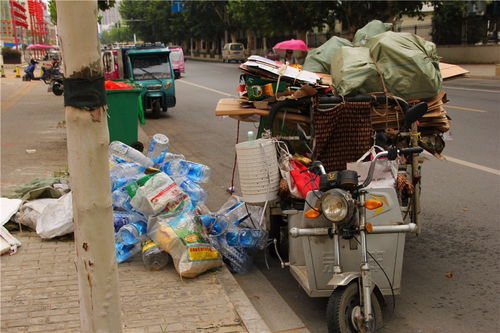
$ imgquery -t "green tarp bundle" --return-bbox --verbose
[331,47,382,97]
[303,36,352,74]
[353,20,393,46]
[333,31,442,100]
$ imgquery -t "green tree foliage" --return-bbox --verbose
[432,1,489,45]
[332,1,428,37]
[48,0,116,26]
[432,1,467,44]
[100,26,134,44]
[119,0,432,47]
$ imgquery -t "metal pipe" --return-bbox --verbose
[411,122,421,235]
[332,224,342,274]
[289,227,329,238]
[359,193,368,264]
[368,223,417,234]
[359,192,374,327]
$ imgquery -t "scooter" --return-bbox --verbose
[22,59,38,81]
[274,101,428,332]
[41,66,64,96]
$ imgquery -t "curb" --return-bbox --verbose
[216,265,272,333]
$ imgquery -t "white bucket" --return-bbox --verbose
[236,138,280,203]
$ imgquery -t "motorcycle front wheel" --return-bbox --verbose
[326,282,383,333]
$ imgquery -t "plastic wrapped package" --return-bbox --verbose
[126,172,191,216]
[149,213,222,278]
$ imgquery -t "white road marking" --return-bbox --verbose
[444,86,500,93]
[426,152,500,176]
[446,105,488,113]
[176,79,234,97]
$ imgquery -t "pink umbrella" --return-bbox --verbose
[26,44,58,50]
[273,39,308,51]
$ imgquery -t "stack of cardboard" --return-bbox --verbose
[418,91,451,134]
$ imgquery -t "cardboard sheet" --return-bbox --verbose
[440,63,469,80]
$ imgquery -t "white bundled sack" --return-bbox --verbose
[15,198,57,230]
[36,192,74,239]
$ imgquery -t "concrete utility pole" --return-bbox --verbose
[56,1,122,332]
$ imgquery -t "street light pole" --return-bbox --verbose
[56,1,122,332]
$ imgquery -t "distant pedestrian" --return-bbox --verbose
[283,49,298,65]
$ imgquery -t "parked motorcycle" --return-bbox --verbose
[41,62,64,96]
[271,101,428,333]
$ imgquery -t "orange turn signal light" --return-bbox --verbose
[304,209,321,218]
[366,223,373,233]
[364,199,383,210]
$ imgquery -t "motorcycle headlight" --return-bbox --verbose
[321,189,354,224]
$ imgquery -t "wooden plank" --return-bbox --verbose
[215,98,310,123]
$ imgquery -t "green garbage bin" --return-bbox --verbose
[106,85,145,146]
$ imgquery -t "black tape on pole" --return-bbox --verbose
[63,76,106,108]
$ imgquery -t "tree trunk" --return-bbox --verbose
[56,1,122,332]
[230,32,238,43]
[246,29,255,52]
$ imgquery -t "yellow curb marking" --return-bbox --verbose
[446,105,488,113]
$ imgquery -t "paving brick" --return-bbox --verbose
[1,232,248,332]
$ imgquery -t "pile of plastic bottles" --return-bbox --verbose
[109,133,210,270]
[200,197,268,274]
[109,134,268,275]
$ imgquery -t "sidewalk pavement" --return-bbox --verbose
[0,232,269,333]
[0,75,271,333]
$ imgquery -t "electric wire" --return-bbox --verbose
[354,236,396,312]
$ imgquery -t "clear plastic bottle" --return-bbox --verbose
[116,221,148,245]
[200,215,227,236]
[179,179,207,206]
[113,211,145,233]
[111,187,133,211]
[162,160,211,183]
[109,141,154,167]
[213,236,252,274]
[219,201,250,226]
[225,228,268,249]
[110,161,145,179]
[141,240,170,270]
[153,152,185,166]
[115,241,141,263]
[146,134,170,159]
